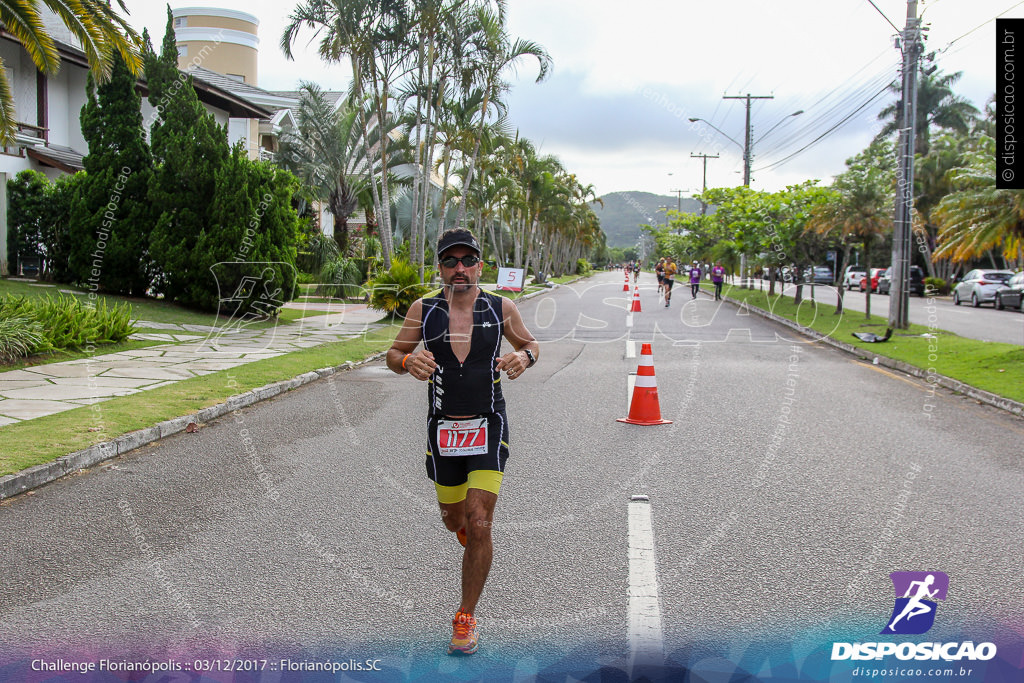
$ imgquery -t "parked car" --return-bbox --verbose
[858,268,886,292]
[877,266,926,296]
[842,266,866,290]
[994,271,1024,310]
[804,266,833,285]
[952,269,1014,307]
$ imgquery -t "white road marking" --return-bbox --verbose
[626,340,636,358]
[628,495,664,671]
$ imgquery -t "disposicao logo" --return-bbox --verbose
[831,571,997,662]
[882,571,948,635]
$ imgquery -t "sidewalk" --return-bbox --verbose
[0,303,385,427]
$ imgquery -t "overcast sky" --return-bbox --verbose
[124,0,1017,199]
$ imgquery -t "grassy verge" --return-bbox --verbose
[724,284,1024,403]
[0,323,400,476]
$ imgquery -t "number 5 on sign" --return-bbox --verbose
[497,268,525,292]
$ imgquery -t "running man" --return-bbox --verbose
[387,228,539,656]
[655,258,666,297]
[711,261,726,300]
[689,261,702,299]
[664,256,678,307]
[887,574,939,632]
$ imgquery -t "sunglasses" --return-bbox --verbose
[440,255,480,268]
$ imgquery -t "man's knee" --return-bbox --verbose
[464,508,493,541]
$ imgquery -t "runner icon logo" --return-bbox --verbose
[882,571,949,635]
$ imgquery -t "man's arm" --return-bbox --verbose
[386,299,436,381]
[495,297,538,379]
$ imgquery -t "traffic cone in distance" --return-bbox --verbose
[623,272,630,291]
[618,343,672,426]
[630,285,642,312]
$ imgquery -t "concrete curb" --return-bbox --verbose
[0,279,585,502]
[722,291,1024,418]
[0,351,386,502]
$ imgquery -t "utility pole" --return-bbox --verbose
[690,153,719,215]
[889,0,922,330]
[723,93,774,187]
[723,93,772,280]
[668,188,687,213]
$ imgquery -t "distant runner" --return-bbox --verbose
[711,261,726,300]
[655,258,666,297]
[664,257,678,307]
[387,228,539,656]
[689,261,702,299]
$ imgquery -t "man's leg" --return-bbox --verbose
[458,487,498,615]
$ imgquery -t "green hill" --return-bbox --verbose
[592,191,702,248]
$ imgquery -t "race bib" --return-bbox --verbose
[437,418,488,457]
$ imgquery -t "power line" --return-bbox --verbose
[865,0,901,33]
[752,80,893,173]
[934,1,1024,56]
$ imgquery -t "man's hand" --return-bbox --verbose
[406,349,437,381]
[495,350,529,380]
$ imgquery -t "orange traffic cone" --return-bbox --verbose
[618,343,671,425]
[630,285,642,312]
[623,272,630,291]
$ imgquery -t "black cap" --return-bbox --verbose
[437,229,481,257]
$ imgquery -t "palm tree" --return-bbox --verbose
[0,0,142,143]
[876,69,979,157]
[278,83,370,256]
[934,134,1024,269]
[453,1,550,230]
[281,0,415,270]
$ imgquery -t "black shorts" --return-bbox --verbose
[665,279,675,290]
[426,412,509,499]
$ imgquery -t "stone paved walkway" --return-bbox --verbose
[0,304,386,426]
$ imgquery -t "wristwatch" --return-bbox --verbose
[523,348,536,367]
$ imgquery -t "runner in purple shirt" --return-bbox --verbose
[689,262,702,299]
[711,261,726,300]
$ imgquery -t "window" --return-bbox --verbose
[174,17,187,28]
[177,45,187,57]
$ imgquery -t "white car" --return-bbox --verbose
[953,269,1014,307]
[842,266,866,290]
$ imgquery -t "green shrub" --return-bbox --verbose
[368,258,432,317]
[576,258,592,276]
[318,257,364,299]
[924,277,950,296]
[0,317,46,361]
[0,294,136,354]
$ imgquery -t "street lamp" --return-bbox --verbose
[688,109,803,188]
[754,110,804,145]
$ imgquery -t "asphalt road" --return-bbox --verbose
[1,271,1022,681]
[744,278,1024,346]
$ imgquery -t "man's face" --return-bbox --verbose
[439,246,482,293]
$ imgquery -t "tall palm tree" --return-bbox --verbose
[282,0,414,270]
[453,1,550,230]
[278,83,369,256]
[0,0,142,143]
[934,134,1024,268]
[875,69,979,157]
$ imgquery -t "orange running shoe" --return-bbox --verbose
[448,610,478,655]
[456,527,467,547]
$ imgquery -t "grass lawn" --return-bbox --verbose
[0,322,401,476]
[724,284,1024,403]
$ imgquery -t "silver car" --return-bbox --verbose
[994,271,1024,310]
[952,269,1014,307]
